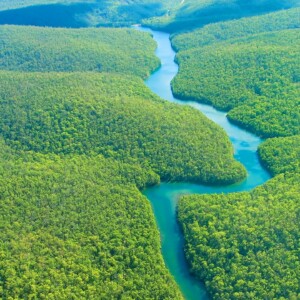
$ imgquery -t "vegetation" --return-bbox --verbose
[1,1,299,298]
[143,0,299,33]
[174,10,300,298]
[258,135,300,176]
[90,0,173,27]
[178,172,300,299]
[0,48,246,298]
[0,71,246,185]
[172,7,300,51]
[0,25,159,78]
[172,26,300,137]
[0,139,185,299]
[0,0,173,28]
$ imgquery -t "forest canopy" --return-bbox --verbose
[172,9,300,299]
[0,139,185,299]
[0,25,159,78]
[178,172,300,300]
[172,7,300,51]
[171,9,300,138]
[0,0,173,27]
[0,1,299,299]
[143,0,300,33]
[0,70,246,185]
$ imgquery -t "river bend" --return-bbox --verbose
[137,27,271,300]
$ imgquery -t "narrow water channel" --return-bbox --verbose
[137,27,271,300]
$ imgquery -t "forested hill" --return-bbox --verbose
[172,7,300,51]
[0,71,246,185]
[0,68,246,298]
[0,0,173,27]
[143,0,300,33]
[0,26,159,78]
[178,133,300,299]
[0,139,184,299]
[173,7,300,299]
[178,171,300,300]
[171,9,300,138]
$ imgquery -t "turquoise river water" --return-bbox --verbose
[137,27,271,300]
[0,6,279,299]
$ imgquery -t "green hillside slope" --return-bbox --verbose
[172,7,300,50]
[0,0,173,27]
[143,0,299,33]
[0,71,246,185]
[172,28,300,137]
[0,26,159,78]
[178,172,300,300]
[0,140,185,299]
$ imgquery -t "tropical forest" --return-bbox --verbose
[0,1,299,299]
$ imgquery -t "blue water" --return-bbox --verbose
[136,27,271,300]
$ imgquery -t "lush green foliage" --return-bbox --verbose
[0,0,173,27]
[165,6,300,299]
[178,172,300,299]
[90,0,173,27]
[258,135,300,176]
[143,0,299,33]
[0,139,185,299]
[172,7,300,50]
[0,26,159,78]
[0,71,245,185]
[172,28,300,137]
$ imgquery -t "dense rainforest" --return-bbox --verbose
[172,8,300,138]
[0,71,245,184]
[172,8,300,51]
[178,171,300,300]
[0,139,184,299]
[0,56,245,297]
[0,5,246,297]
[0,26,159,78]
[143,0,300,32]
[0,0,299,299]
[174,8,300,299]
[0,0,173,27]
[178,133,300,298]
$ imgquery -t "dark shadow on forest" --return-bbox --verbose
[165,0,299,32]
[0,2,101,28]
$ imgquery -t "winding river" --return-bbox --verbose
[137,27,271,300]
[0,7,270,296]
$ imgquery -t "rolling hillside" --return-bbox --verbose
[171,9,300,137]
[0,26,159,78]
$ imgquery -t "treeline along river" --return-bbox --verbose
[137,27,271,300]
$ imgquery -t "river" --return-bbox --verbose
[0,9,271,296]
[137,27,271,300]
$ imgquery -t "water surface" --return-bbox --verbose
[138,27,271,300]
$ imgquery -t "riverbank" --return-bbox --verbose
[138,27,271,300]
